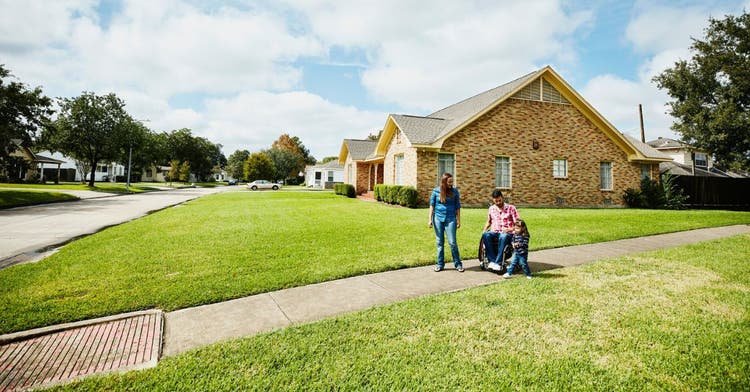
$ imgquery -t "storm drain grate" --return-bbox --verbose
[0,311,162,392]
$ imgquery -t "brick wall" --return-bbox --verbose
[386,98,648,207]
[383,129,418,186]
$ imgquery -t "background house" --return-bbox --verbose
[305,161,344,189]
[338,139,382,195]
[343,66,672,207]
[646,137,745,178]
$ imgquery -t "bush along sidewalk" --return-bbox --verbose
[373,184,419,208]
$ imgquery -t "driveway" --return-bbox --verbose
[0,187,232,268]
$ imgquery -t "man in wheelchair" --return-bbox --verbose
[481,189,520,271]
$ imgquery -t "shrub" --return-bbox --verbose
[623,174,688,209]
[334,183,356,198]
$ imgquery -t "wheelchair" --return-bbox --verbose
[477,233,514,273]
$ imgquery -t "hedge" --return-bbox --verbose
[373,184,418,208]
[334,183,356,198]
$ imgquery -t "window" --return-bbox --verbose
[495,156,511,188]
[437,153,455,183]
[600,162,612,190]
[395,155,404,185]
[327,171,334,182]
[553,159,567,178]
[640,165,651,180]
[694,153,708,168]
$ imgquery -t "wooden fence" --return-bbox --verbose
[675,176,750,210]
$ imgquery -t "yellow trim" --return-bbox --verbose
[337,142,349,164]
[374,116,399,157]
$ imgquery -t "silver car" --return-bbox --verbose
[247,180,282,190]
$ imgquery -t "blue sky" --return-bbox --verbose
[1,0,748,159]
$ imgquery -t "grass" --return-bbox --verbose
[1,191,748,335]
[46,234,750,391]
[0,190,78,208]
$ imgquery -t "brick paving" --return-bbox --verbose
[0,312,162,392]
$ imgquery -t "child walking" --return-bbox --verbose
[503,220,532,279]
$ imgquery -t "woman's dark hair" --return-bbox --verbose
[492,189,504,199]
[439,172,454,203]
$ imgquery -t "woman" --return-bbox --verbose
[428,172,464,272]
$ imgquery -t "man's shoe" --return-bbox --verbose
[502,273,511,279]
[488,262,500,271]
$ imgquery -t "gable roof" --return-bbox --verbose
[624,135,672,161]
[338,139,378,163]
[375,66,670,163]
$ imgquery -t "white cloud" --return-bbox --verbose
[294,0,592,112]
[199,91,385,159]
[583,1,747,141]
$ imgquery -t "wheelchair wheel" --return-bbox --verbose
[477,238,489,270]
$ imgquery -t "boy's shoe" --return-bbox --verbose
[488,262,501,271]
[502,273,511,278]
[526,276,532,280]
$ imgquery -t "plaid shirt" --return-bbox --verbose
[487,203,519,232]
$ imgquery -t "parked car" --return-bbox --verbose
[227,179,238,185]
[247,180,282,190]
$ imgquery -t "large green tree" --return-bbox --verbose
[653,11,750,172]
[226,149,250,180]
[44,92,135,187]
[165,128,224,181]
[0,65,53,175]
[266,148,303,182]
[244,152,275,182]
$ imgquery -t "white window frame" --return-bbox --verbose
[600,162,613,190]
[640,164,651,180]
[327,171,334,182]
[394,154,404,185]
[437,153,455,183]
[553,159,567,178]
[495,156,511,188]
[694,152,708,168]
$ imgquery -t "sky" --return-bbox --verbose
[1,0,748,161]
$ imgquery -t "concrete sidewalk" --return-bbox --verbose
[1,224,748,392]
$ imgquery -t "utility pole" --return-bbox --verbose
[638,104,645,143]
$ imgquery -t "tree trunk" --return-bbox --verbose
[88,162,96,187]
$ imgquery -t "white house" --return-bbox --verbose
[305,161,344,189]
[35,151,125,182]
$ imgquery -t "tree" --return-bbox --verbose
[226,149,250,180]
[168,159,180,184]
[165,128,224,181]
[179,161,191,182]
[653,11,750,172]
[266,148,303,182]
[0,64,54,175]
[244,152,275,181]
[44,92,135,187]
[320,156,338,164]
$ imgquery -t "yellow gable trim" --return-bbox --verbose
[338,143,350,164]
[374,115,399,157]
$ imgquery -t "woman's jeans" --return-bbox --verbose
[482,231,512,264]
[507,252,531,276]
[433,218,462,269]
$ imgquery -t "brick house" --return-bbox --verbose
[341,66,670,207]
[339,139,383,195]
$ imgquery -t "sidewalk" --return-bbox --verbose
[1,224,748,391]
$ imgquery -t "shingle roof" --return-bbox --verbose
[308,160,343,169]
[391,69,542,145]
[646,137,686,149]
[343,139,378,160]
[624,135,672,161]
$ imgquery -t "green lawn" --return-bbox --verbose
[46,234,750,391]
[1,191,748,334]
[0,189,79,208]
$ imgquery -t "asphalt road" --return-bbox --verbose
[0,186,231,268]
